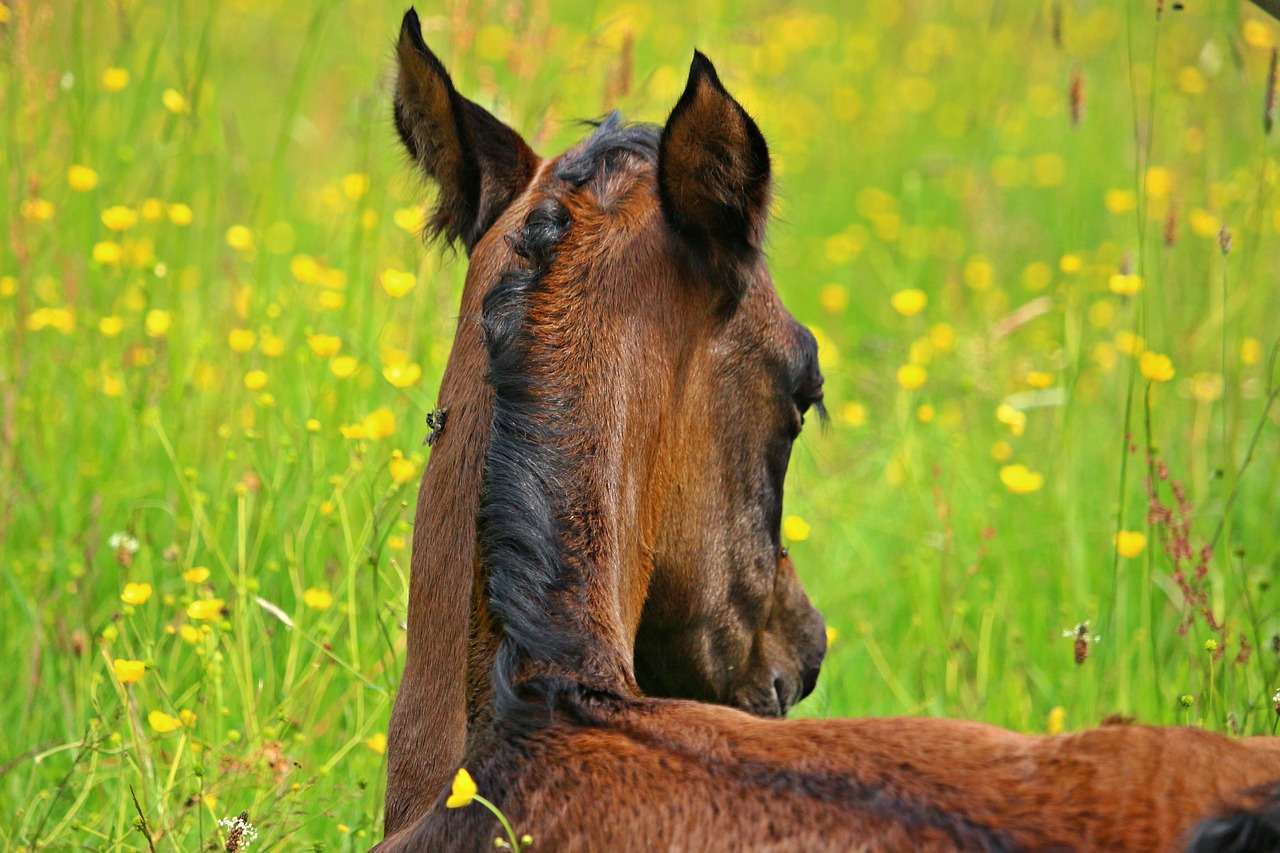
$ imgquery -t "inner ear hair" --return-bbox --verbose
[658,51,771,289]
[394,7,537,252]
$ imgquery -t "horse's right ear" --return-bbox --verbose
[394,8,537,252]
[658,51,771,285]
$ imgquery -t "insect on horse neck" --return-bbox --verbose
[383,6,825,839]
[380,9,1280,852]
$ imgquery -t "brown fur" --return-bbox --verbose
[380,10,1280,850]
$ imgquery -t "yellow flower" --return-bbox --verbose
[20,198,56,221]
[179,709,198,727]
[136,198,163,222]
[446,768,477,808]
[113,659,147,684]
[1058,254,1083,274]
[183,566,211,583]
[363,407,396,440]
[916,404,935,423]
[383,362,422,388]
[381,268,417,298]
[1115,530,1147,559]
[1108,274,1142,295]
[67,165,99,192]
[186,598,224,620]
[318,290,345,311]
[291,254,321,283]
[228,328,256,353]
[341,173,370,200]
[99,315,125,337]
[1021,262,1052,291]
[1025,371,1054,389]
[1241,338,1262,366]
[1104,189,1136,214]
[1139,351,1175,383]
[1115,331,1145,357]
[258,331,284,357]
[303,587,334,611]
[179,624,201,644]
[144,309,172,337]
[89,239,120,267]
[366,732,388,755]
[390,450,418,484]
[121,582,153,606]
[1244,19,1276,49]
[1047,706,1065,736]
[825,625,838,646]
[0,276,15,297]
[990,440,1013,462]
[1177,66,1207,95]
[306,418,322,433]
[783,514,811,542]
[393,206,426,233]
[306,333,342,358]
[839,402,866,427]
[963,256,993,290]
[162,88,189,114]
[26,307,75,334]
[103,67,131,92]
[896,364,927,390]
[819,284,848,314]
[890,288,927,317]
[330,356,359,379]
[148,710,182,733]
[1189,209,1220,238]
[101,206,138,232]
[225,225,254,251]
[999,464,1044,495]
[243,369,268,390]
[929,322,955,352]
[167,203,193,226]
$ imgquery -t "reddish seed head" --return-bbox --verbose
[1069,68,1085,127]
[1266,47,1277,136]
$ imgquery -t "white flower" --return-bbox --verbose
[217,812,259,851]
[107,532,140,554]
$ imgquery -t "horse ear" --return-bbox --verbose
[658,51,771,281]
[394,8,538,251]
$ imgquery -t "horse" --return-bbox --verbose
[379,9,1280,851]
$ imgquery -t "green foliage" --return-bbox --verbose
[2,0,1279,848]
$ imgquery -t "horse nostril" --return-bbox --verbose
[799,664,821,700]
[772,676,789,715]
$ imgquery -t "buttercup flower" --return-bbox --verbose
[890,288,927,317]
[999,464,1043,495]
[148,710,182,733]
[121,582,153,605]
[187,598,225,620]
[113,659,147,684]
[303,588,334,611]
[783,515,811,542]
[1139,351,1175,383]
[447,768,477,808]
[1115,531,1147,558]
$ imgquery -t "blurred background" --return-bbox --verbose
[3,0,1279,848]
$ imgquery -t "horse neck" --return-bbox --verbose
[383,252,499,834]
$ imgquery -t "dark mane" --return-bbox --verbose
[477,114,660,726]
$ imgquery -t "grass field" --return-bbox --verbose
[3,0,1280,849]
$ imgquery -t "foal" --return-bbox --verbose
[381,9,1280,851]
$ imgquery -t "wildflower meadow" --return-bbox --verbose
[3,1,1280,849]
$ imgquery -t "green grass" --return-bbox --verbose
[3,0,1279,849]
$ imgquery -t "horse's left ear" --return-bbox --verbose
[394,8,538,252]
[658,51,771,282]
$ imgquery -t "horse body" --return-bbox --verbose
[400,707,1280,852]
[380,8,1280,850]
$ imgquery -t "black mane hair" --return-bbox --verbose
[477,114,660,728]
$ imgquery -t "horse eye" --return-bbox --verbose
[793,389,823,418]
